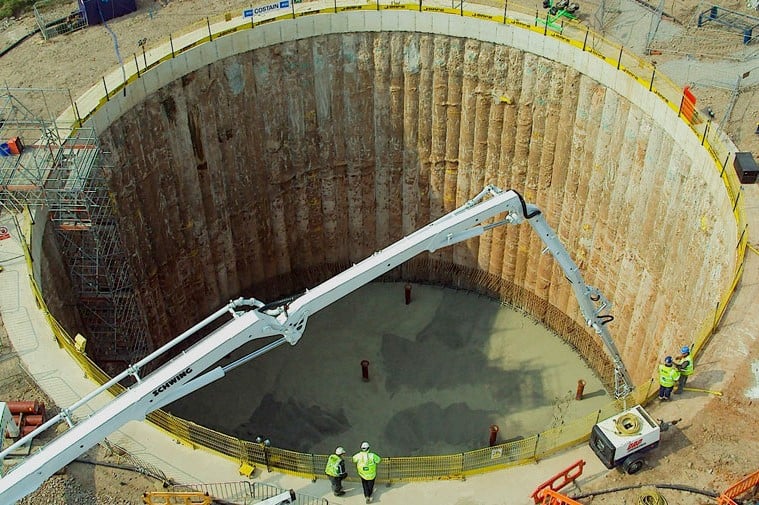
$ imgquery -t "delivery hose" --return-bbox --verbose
[74,458,170,484]
[572,484,723,502]
[614,412,641,435]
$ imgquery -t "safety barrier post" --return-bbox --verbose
[720,153,729,178]
[649,67,655,91]
[169,33,175,58]
[616,46,622,70]
[582,28,588,51]
[503,0,507,22]
[102,77,109,101]
[207,17,213,41]
[134,54,140,78]
[736,226,746,250]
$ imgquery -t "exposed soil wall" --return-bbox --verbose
[96,30,737,385]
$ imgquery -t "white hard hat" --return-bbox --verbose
[335,447,346,455]
[360,441,370,450]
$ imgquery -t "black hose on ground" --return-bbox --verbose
[0,27,40,57]
[571,483,728,501]
[73,458,171,485]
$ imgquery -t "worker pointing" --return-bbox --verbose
[658,356,680,401]
[353,441,381,503]
[674,346,694,394]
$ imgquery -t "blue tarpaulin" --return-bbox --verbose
[78,0,137,25]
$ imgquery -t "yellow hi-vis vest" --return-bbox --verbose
[352,451,381,480]
[325,454,343,477]
[675,355,694,376]
[658,364,680,387]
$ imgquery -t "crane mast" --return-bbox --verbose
[0,185,633,503]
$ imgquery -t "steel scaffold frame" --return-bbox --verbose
[0,89,151,366]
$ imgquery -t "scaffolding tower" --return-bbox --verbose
[0,89,150,367]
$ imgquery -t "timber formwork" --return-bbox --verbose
[0,89,150,366]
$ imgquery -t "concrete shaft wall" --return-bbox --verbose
[76,14,737,385]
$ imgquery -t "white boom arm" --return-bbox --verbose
[0,185,632,503]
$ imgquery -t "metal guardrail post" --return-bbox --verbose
[102,77,109,100]
[736,226,746,250]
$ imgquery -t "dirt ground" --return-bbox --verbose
[1,0,759,503]
[1,320,162,505]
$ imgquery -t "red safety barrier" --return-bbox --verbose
[680,86,697,124]
[530,460,586,504]
[537,488,584,505]
[717,469,759,505]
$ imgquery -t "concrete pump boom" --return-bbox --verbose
[0,185,633,503]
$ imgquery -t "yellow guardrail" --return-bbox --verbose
[30,0,746,483]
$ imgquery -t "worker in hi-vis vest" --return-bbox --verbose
[674,345,694,394]
[352,441,381,504]
[658,356,680,401]
[324,447,348,496]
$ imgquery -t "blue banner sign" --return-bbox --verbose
[243,0,289,17]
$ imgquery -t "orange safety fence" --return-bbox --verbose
[531,460,585,503]
[537,488,584,505]
[717,469,759,505]
[679,86,698,125]
[142,491,212,505]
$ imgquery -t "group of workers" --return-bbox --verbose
[321,347,694,501]
[658,345,694,400]
[324,441,382,503]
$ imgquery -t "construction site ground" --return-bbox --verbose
[1,0,759,503]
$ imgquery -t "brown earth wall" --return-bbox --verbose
[94,32,736,385]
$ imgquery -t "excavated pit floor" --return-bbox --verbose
[166,282,610,456]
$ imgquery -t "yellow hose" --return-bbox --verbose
[614,412,641,435]
[637,489,667,505]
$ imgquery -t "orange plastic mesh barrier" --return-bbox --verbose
[537,488,584,505]
[717,469,759,505]
[142,491,212,505]
[530,460,585,503]
[680,86,697,124]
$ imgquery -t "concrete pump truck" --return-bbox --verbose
[0,185,657,503]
